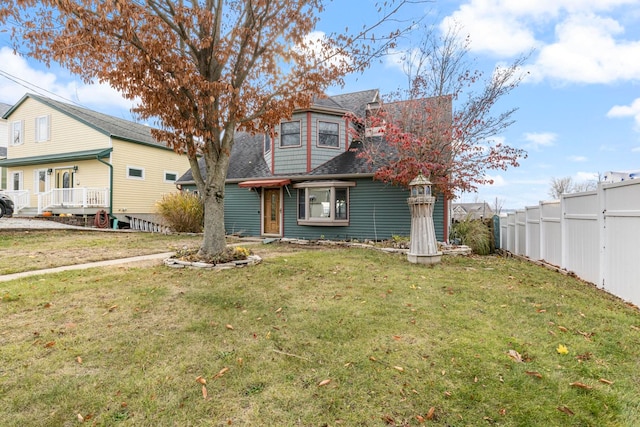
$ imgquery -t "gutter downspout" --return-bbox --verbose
[96,149,114,218]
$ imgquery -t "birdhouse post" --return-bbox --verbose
[407,173,442,264]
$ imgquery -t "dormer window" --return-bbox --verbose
[280,121,301,147]
[318,121,339,148]
[264,133,272,153]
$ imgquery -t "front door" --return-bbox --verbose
[263,188,281,235]
[55,168,74,204]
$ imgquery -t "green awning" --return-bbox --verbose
[0,148,113,167]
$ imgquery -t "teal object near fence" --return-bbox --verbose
[492,215,501,249]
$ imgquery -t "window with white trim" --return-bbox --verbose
[294,181,355,225]
[11,121,23,146]
[280,121,301,147]
[11,171,23,191]
[35,115,50,142]
[164,171,178,183]
[127,166,145,180]
[34,169,49,193]
[318,121,339,148]
[264,133,271,153]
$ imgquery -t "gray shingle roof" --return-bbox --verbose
[0,102,11,117]
[177,131,272,184]
[4,94,166,148]
[329,89,379,117]
[176,89,400,184]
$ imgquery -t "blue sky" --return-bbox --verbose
[1,0,639,209]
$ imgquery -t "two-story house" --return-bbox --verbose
[0,102,11,190]
[176,89,450,242]
[0,94,190,226]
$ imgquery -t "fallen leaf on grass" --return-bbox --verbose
[557,406,574,415]
[76,356,83,364]
[416,414,425,423]
[507,349,522,362]
[275,307,282,313]
[393,366,404,372]
[556,344,569,355]
[426,406,435,419]
[381,414,395,425]
[225,324,234,330]
[202,385,208,399]
[570,382,593,390]
[499,408,507,416]
[558,326,568,332]
[44,341,56,348]
[577,330,594,340]
[214,367,229,379]
[77,413,84,422]
[525,371,542,379]
[599,378,613,385]
[318,379,331,387]
[195,376,206,385]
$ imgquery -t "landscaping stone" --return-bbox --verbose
[163,254,262,270]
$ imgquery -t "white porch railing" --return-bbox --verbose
[38,188,110,213]
[0,190,30,213]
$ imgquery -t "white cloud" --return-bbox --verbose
[575,171,599,181]
[299,31,352,70]
[632,146,640,152]
[529,13,640,84]
[0,47,136,114]
[568,155,588,162]
[607,97,640,130]
[523,132,557,150]
[440,1,640,84]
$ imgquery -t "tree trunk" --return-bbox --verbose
[200,186,227,256]
[197,130,234,258]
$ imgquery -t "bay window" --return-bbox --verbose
[294,181,355,225]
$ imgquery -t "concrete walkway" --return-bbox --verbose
[0,217,180,282]
[0,217,104,230]
[0,252,175,282]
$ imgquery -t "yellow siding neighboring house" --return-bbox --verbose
[0,93,189,224]
[0,102,10,190]
[111,138,187,214]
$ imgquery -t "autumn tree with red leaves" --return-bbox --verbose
[352,23,528,200]
[0,0,417,256]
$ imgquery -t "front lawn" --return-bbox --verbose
[1,245,638,426]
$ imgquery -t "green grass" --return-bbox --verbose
[0,230,203,274]
[1,244,639,426]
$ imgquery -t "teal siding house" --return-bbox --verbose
[176,89,449,242]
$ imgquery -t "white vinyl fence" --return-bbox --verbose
[500,179,640,307]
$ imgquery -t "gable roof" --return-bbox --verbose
[328,89,379,117]
[3,94,170,149]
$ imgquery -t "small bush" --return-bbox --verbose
[156,191,204,233]
[450,217,492,255]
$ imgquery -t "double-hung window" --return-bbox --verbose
[11,121,23,146]
[294,181,355,226]
[318,121,339,148]
[280,121,301,147]
[35,115,50,142]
